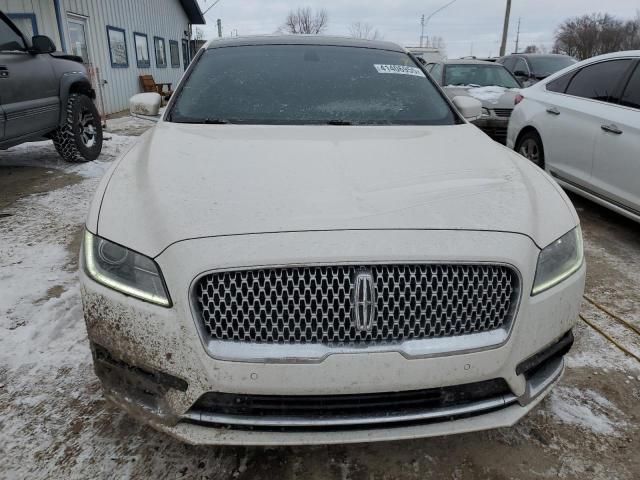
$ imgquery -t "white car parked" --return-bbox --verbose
[81,36,585,445]
[507,51,640,222]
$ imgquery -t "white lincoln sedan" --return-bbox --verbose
[507,51,640,222]
[80,36,585,445]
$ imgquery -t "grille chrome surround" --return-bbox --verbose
[193,264,520,359]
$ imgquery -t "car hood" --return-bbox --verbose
[443,86,519,109]
[93,122,577,257]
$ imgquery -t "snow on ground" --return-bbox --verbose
[0,134,137,355]
[549,386,627,436]
[0,134,134,179]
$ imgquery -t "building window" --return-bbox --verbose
[169,40,180,68]
[181,39,190,70]
[106,26,128,68]
[154,36,167,68]
[6,13,38,38]
[134,32,150,68]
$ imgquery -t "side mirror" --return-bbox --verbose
[130,92,162,121]
[513,70,528,78]
[30,35,56,54]
[452,96,482,121]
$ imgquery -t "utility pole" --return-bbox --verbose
[499,0,512,57]
[420,14,425,47]
[514,17,521,53]
[217,18,222,38]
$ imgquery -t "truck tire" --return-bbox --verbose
[52,93,103,162]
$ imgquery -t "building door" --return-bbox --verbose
[67,15,90,63]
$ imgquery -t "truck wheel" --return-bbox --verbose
[52,93,103,162]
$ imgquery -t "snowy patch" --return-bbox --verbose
[549,386,627,436]
[0,134,136,178]
[465,86,516,104]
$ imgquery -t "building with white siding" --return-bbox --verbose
[0,0,205,114]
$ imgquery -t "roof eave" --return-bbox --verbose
[180,0,206,24]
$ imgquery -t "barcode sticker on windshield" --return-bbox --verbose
[374,64,425,77]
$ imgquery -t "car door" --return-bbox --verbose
[539,58,634,187]
[0,12,59,141]
[590,60,640,214]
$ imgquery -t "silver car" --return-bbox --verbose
[426,59,521,144]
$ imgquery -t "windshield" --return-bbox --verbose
[528,56,576,77]
[444,64,520,88]
[169,45,458,125]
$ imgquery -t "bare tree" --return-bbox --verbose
[349,22,382,40]
[622,11,640,50]
[283,7,328,34]
[553,13,638,60]
[523,45,539,54]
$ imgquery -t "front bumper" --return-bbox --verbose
[80,229,585,445]
[472,118,510,144]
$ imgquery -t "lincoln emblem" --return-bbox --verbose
[353,272,376,332]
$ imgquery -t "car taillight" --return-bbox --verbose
[515,94,524,105]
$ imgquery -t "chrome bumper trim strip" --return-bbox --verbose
[183,394,518,428]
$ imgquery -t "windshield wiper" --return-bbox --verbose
[174,117,231,124]
[325,120,353,126]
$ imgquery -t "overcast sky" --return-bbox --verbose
[195,0,639,58]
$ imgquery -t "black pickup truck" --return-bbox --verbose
[0,10,102,162]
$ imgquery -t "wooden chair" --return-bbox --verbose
[139,75,173,98]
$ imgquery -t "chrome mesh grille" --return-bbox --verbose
[492,108,513,118]
[194,265,519,345]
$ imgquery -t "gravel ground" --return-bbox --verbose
[1,121,639,480]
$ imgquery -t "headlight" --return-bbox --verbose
[481,108,491,117]
[83,230,171,307]
[532,227,583,295]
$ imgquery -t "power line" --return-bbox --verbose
[202,0,223,16]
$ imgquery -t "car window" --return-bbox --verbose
[501,57,516,71]
[620,64,640,109]
[170,45,458,126]
[513,58,528,74]
[444,64,519,88]
[0,15,25,51]
[546,71,575,93]
[565,60,633,102]
[528,56,576,77]
[430,63,443,83]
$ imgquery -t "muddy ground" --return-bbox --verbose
[1,122,639,480]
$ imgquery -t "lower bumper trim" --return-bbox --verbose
[183,394,517,429]
[516,331,574,376]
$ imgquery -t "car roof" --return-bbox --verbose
[437,59,503,66]
[204,35,406,53]
[503,53,571,59]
